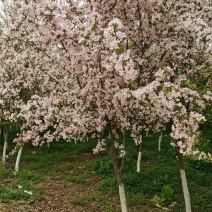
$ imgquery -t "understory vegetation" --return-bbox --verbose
[0,125,211,211]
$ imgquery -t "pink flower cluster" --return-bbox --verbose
[0,0,211,160]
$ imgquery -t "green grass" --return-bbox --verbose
[70,193,99,206]
[0,186,31,203]
[0,125,211,211]
[67,175,87,184]
[93,127,212,211]
[0,168,45,204]
[70,193,117,211]
[127,193,146,206]
[0,166,6,179]
[0,185,45,204]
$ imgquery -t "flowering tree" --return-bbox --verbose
[0,0,62,166]
[0,0,211,211]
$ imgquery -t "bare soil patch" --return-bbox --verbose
[0,153,154,212]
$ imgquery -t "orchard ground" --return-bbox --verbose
[0,126,211,212]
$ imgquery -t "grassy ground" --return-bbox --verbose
[0,125,211,211]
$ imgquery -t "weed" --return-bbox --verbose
[23,155,41,163]
[0,182,45,204]
[56,162,73,171]
[98,177,117,194]
[127,193,146,206]
[0,186,31,202]
[70,194,98,206]
[68,175,87,184]
[31,186,44,195]
[157,185,174,207]
[0,166,6,179]
[70,198,87,206]
[94,157,114,176]
[15,169,44,183]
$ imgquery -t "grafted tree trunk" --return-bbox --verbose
[2,125,9,163]
[109,131,127,212]
[176,147,192,212]
[15,144,24,172]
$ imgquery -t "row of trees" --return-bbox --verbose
[0,0,211,211]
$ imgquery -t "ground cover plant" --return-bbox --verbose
[0,126,211,211]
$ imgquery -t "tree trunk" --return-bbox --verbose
[108,132,111,140]
[109,131,127,212]
[2,125,9,163]
[146,129,149,137]
[176,147,192,212]
[137,142,143,172]
[2,139,8,163]
[0,126,3,146]
[15,144,24,172]
[118,183,127,212]
[158,132,162,151]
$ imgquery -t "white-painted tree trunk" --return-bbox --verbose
[176,146,192,212]
[47,141,50,148]
[15,144,24,172]
[110,132,127,212]
[108,132,111,140]
[2,139,8,163]
[137,151,142,172]
[119,183,127,212]
[2,126,9,163]
[158,132,162,151]
[180,169,192,212]
[137,141,143,173]
[146,129,149,137]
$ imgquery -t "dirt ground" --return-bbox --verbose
[0,179,118,212]
[0,178,152,212]
[0,153,154,212]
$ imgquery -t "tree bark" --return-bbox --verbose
[15,144,24,172]
[108,132,111,140]
[137,142,143,172]
[0,126,3,146]
[176,147,192,212]
[109,131,127,212]
[158,132,162,152]
[146,129,149,137]
[2,125,9,163]
[118,183,127,212]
